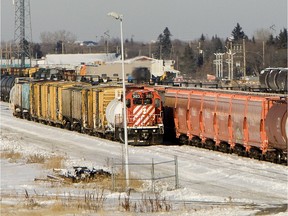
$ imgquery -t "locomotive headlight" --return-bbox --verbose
[153,129,156,133]
[135,130,138,133]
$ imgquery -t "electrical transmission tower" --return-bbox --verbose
[13,0,32,68]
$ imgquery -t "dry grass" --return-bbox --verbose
[1,189,172,215]
[0,150,22,162]
[1,149,65,170]
[0,203,81,216]
[119,190,172,213]
[26,154,65,169]
[26,154,45,164]
[76,189,107,211]
[1,189,108,215]
[43,156,65,169]
[113,171,144,192]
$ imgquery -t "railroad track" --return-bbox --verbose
[147,144,288,183]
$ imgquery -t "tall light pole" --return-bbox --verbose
[107,12,129,188]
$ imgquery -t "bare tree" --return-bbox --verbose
[253,28,272,41]
[40,30,77,44]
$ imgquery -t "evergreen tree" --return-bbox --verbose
[179,44,196,77]
[154,34,163,59]
[200,34,205,42]
[275,28,287,49]
[32,43,43,59]
[266,34,275,46]
[155,27,172,59]
[56,40,63,54]
[211,35,224,53]
[162,27,172,59]
[231,23,248,41]
[197,53,204,67]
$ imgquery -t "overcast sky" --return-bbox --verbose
[1,0,287,43]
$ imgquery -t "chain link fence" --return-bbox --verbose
[111,156,179,192]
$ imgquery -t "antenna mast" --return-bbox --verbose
[13,0,32,69]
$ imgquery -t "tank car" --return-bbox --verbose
[259,68,274,90]
[276,68,288,92]
[267,68,281,91]
[0,75,15,102]
[164,87,287,163]
[259,67,288,93]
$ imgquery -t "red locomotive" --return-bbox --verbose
[106,86,164,145]
[164,87,287,163]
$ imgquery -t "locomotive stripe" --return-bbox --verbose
[133,106,142,126]
[133,105,141,115]
[134,106,154,126]
[134,107,143,126]
[133,106,142,122]
[136,106,152,126]
[142,106,154,125]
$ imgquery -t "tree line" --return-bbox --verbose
[2,23,287,80]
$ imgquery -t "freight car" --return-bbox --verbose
[0,75,15,102]
[163,87,287,163]
[259,67,288,93]
[10,81,164,145]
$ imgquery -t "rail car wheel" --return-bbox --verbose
[249,148,262,160]
[191,137,201,146]
[117,129,125,143]
[276,152,282,164]
[219,142,230,153]
[105,133,114,141]
[204,140,215,150]
[133,134,140,145]
[48,122,54,126]
[179,135,188,145]
[233,144,245,156]
[64,121,71,130]
[87,130,94,136]
[74,124,82,133]
[22,113,29,120]
[265,151,278,163]
[55,123,62,128]
[94,132,100,137]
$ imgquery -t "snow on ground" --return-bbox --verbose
[1,101,288,215]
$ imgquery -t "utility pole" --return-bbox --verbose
[226,42,236,81]
[214,53,224,78]
[262,41,265,67]
[243,39,246,80]
[13,0,32,70]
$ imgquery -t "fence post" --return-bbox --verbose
[111,158,115,191]
[151,158,155,192]
[174,155,179,189]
